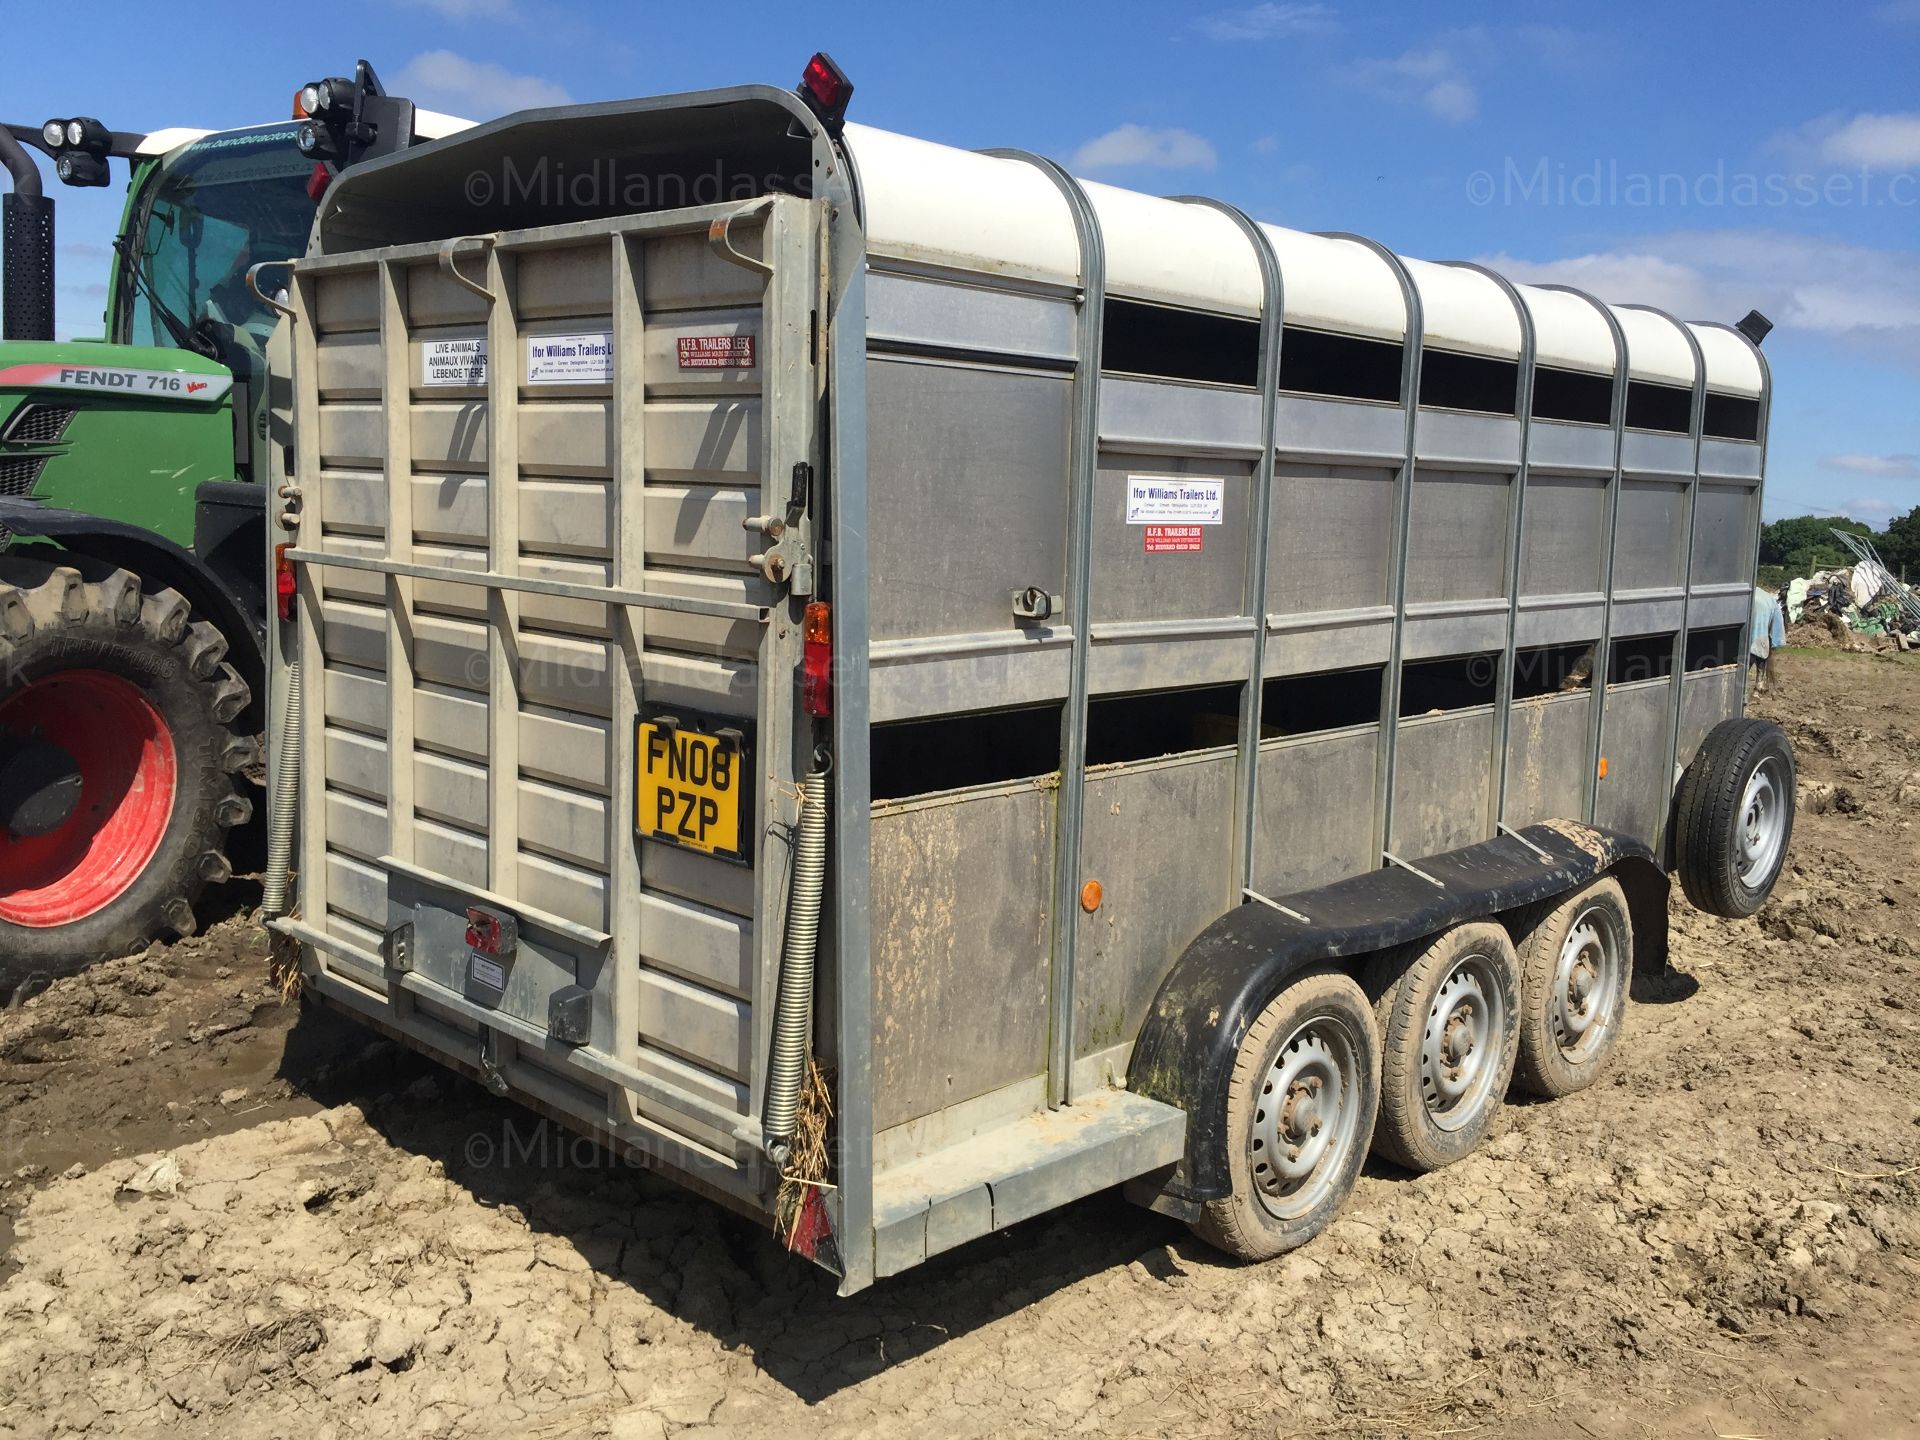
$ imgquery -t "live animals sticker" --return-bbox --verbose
[422,336,487,387]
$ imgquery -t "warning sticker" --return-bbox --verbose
[1125,475,1224,526]
[676,333,756,370]
[421,336,487,387]
[527,331,613,385]
[1144,525,1205,553]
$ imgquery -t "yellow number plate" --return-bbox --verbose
[635,720,746,861]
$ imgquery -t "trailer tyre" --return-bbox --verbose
[1673,718,1795,919]
[1192,968,1380,1261]
[1364,922,1520,1173]
[0,553,256,990]
[1510,877,1632,1098]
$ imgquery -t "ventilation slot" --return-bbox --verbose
[1625,381,1692,434]
[1702,393,1761,442]
[1101,298,1259,387]
[1511,641,1596,699]
[2,404,78,445]
[1607,632,1676,684]
[1085,683,1243,765]
[1262,666,1384,736]
[1399,655,1498,716]
[1531,367,1613,425]
[1418,350,1518,415]
[871,705,1061,802]
[0,453,48,498]
[1279,327,1404,404]
[1685,625,1744,670]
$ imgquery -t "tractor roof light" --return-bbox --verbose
[797,52,853,138]
[40,119,64,149]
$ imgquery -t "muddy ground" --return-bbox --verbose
[1,648,1916,1439]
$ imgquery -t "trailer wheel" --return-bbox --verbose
[1673,717,1796,918]
[1364,922,1520,1173]
[1511,877,1631,1098]
[0,553,255,988]
[1192,968,1380,1261]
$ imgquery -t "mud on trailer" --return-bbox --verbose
[264,58,1793,1294]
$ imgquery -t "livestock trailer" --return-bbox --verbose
[263,61,1794,1294]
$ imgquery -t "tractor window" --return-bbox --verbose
[122,125,317,356]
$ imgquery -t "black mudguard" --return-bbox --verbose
[1128,822,1668,1206]
[0,497,264,727]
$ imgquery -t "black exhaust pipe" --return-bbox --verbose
[0,125,54,342]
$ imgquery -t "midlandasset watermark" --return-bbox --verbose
[1469,158,1918,209]
[462,157,791,212]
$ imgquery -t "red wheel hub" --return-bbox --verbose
[0,670,177,927]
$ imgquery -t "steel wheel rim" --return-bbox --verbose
[0,670,178,927]
[1249,1013,1365,1222]
[1736,757,1787,888]
[1550,905,1623,1064]
[1419,951,1507,1132]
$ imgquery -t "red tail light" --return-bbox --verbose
[274,544,297,622]
[802,600,832,718]
[797,52,853,135]
[305,162,332,202]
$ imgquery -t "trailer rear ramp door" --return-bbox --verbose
[279,196,820,1206]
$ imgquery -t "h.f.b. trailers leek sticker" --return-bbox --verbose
[676,334,756,370]
[421,336,487,387]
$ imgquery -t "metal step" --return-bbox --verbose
[870,1088,1186,1279]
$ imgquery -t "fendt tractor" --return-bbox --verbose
[0,65,466,988]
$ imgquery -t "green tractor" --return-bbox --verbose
[0,65,463,989]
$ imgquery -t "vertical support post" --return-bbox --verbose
[379,260,418,875]
[291,270,330,945]
[984,149,1104,1108]
[826,225,874,1295]
[1446,264,1534,830]
[483,248,519,900]
[1704,324,1773,716]
[1178,199,1283,897]
[1630,309,1708,838]
[1318,234,1421,863]
[608,230,648,1108]
[1544,288,1629,824]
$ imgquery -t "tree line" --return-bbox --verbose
[1758,508,1920,580]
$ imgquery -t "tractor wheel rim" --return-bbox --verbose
[1551,907,1623,1064]
[1420,953,1507,1132]
[0,670,177,927]
[1249,1015,1364,1222]
[1736,758,1787,888]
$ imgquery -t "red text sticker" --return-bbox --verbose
[1144,525,1204,553]
[676,334,756,369]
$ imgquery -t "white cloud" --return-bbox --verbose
[1828,453,1920,479]
[1071,125,1218,173]
[1196,3,1337,41]
[1339,49,1479,123]
[1771,111,1920,172]
[1842,495,1898,518]
[392,51,570,118]
[397,0,517,18]
[1251,134,1281,155]
[1876,0,1920,21]
[1818,112,1920,171]
[1477,229,1920,372]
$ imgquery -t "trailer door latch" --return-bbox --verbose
[1011,586,1062,623]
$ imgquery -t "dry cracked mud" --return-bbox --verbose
[1,647,1917,1439]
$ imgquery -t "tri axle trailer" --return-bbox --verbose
[267,61,1795,1293]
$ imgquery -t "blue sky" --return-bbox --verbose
[10,0,1918,525]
